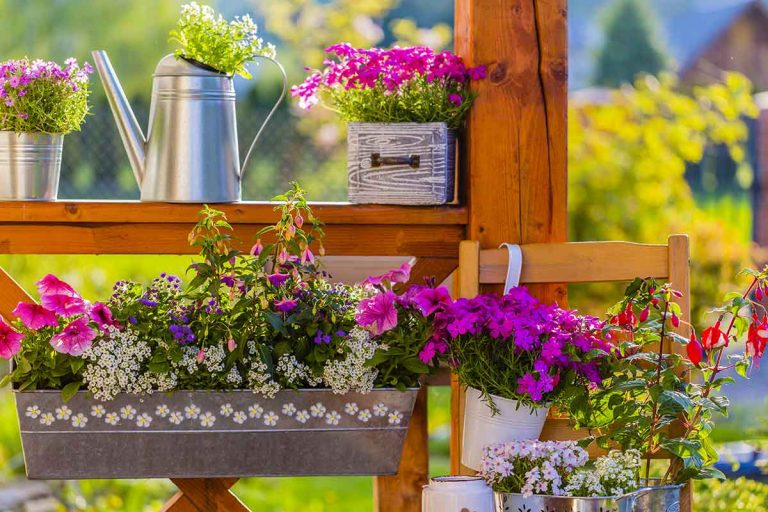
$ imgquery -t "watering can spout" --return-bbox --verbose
[91,50,146,185]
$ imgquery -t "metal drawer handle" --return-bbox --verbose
[370,153,420,169]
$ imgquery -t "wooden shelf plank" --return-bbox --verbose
[0,201,468,226]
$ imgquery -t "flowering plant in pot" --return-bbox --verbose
[479,439,657,512]
[426,287,612,470]
[0,184,441,479]
[292,44,486,205]
[570,272,768,497]
[0,57,92,200]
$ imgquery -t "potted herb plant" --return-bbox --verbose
[0,58,92,201]
[1,184,440,479]
[569,274,768,504]
[291,44,486,205]
[426,287,612,470]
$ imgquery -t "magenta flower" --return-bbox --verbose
[364,262,412,287]
[356,291,398,335]
[36,274,77,296]
[41,293,89,317]
[448,93,463,106]
[274,298,298,313]
[12,302,58,330]
[89,302,115,330]
[419,339,448,364]
[413,286,452,316]
[250,239,263,256]
[0,320,23,359]
[268,273,290,287]
[50,317,96,356]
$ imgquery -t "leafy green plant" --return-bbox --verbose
[695,477,768,512]
[169,2,276,78]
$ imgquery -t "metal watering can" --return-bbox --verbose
[91,50,286,203]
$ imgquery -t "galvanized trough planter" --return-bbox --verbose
[347,122,456,205]
[494,483,683,512]
[15,388,418,479]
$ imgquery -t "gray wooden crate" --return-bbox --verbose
[347,122,456,205]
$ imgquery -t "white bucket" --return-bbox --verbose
[461,386,550,471]
[422,476,494,512]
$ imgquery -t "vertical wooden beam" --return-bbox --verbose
[0,267,34,320]
[456,0,568,303]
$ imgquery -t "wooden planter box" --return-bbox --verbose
[15,388,418,479]
[347,122,456,205]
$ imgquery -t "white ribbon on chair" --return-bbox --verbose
[499,243,523,293]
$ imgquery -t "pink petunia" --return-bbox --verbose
[364,263,412,287]
[50,317,96,356]
[89,302,115,330]
[41,293,89,317]
[356,291,398,335]
[412,286,452,316]
[0,320,23,359]
[36,274,77,297]
[12,302,58,330]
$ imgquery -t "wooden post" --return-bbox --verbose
[455,0,568,303]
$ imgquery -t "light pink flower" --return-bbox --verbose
[356,291,398,335]
[364,262,412,287]
[36,274,77,296]
[0,320,23,359]
[12,302,58,330]
[50,317,96,356]
[41,293,89,317]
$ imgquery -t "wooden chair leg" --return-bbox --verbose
[374,387,429,512]
[162,478,248,512]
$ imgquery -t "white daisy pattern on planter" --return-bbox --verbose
[90,405,106,418]
[200,412,216,427]
[344,402,358,415]
[71,414,88,428]
[310,402,326,418]
[358,409,372,422]
[373,403,388,417]
[233,411,247,424]
[263,411,279,426]
[120,405,136,420]
[184,404,201,419]
[248,404,263,418]
[55,405,72,420]
[295,410,310,423]
[25,406,41,419]
[220,403,234,417]
[40,413,55,426]
[169,411,184,425]
[388,411,403,425]
[136,413,152,428]
[155,404,170,417]
[105,412,120,425]
[325,411,341,425]
[281,403,296,416]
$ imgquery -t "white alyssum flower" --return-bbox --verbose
[226,366,243,386]
[282,403,297,416]
[184,404,201,419]
[244,357,280,398]
[220,403,234,417]
[357,409,372,422]
[120,405,137,420]
[90,405,106,418]
[565,449,642,498]
[203,345,226,374]
[233,411,247,424]
[169,411,184,425]
[387,411,403,425]
[373,403,388,417]
[248,404,263,418]
[136,413,153,428]
[25,406,41,419]
[322,327,379,394]
[295,410,310,423]
[310,402,326,418]
[55,405,72,420]
[40,413,55,426]
[200,412,216,427]
[276,354,319,387]
[263,411,279,426]
[156,404,170,417]
[325,411,341,425]
[71,414,88,428]
[344,402,359,415]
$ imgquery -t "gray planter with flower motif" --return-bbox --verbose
[347,122,456,205]
[494,483,683,512]
[15,388,417,479]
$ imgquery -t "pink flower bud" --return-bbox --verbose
[250,239,263,256]
[227,338,236,352]
[197,348,205,363]
[758,286,764,301]
[671,313,680,328]
[295,214,304,228]
[639,307,650,322]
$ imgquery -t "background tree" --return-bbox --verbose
[592,0,670,87]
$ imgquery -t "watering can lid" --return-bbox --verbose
[153,54,229,77]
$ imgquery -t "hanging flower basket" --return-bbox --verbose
[15,388,418,479]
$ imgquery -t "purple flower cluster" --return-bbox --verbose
[0,58,92,121]
[427,287,610,402]
[291,44,486,110]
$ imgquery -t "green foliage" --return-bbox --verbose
[593,0,669,87]
[695,477,768,512]
[569,73,758,322]
[169,2,276,78]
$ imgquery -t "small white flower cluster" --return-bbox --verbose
[565,449,642,498]
[175,346,200,374]
[82,327,177,401]
[480,440,589,497]
[322,327,379,394]
[203,345,226,373]
[276,354,321,387]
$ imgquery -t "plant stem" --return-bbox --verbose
[645,299,670,481]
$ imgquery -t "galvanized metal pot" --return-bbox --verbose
[15,388,417,479]
[0,131,62,201]
[494,483,683,512]
[347,122,456,205]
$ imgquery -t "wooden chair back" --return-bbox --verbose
[449,235,690,484]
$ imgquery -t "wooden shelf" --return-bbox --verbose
[0,201,468,257]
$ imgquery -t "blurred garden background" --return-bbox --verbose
[2,0,768,509]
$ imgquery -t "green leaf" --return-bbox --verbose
[401,357,430,374]
[659,390,695,414]
[70,358,85,374]
[0,373,11,389]
[17,358,32,373]
[61,381,81,402]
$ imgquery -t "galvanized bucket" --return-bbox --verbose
[0,131,62,201]
[15,388,417,479]
[495,483,683,512]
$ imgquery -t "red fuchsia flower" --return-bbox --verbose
[701,321,726,350]
[670,313,680,328]
[356,291,398,335]
[639,307,650,322]
[0,319,23,359]
[50,317,96,356]
[268,273,290,287]
[12,302,58,330]
[747,314,768,364]
[412,286,452,316]
[687,333,703,366]
[250,239,263,256]
[89,302,115,331]
[757,286,764,301]
[274,298,298,313]
[611,303,637,328]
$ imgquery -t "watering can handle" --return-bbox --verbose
[240,55,288,177]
